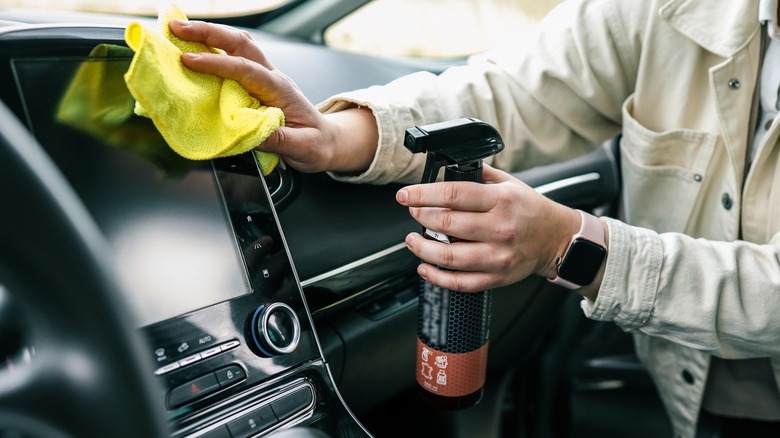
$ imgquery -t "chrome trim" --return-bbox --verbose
[300,242,407,287]
[260,302,301,355]
[533,172,601,196]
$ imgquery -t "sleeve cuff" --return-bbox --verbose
[580,217,662,331]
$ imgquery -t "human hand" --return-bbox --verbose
[169,19,377,173]
[396,164,581,292]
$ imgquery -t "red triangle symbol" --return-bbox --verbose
[191,383,200,394]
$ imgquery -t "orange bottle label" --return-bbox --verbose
[416,339,488,397]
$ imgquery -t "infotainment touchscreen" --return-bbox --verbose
[12,56,253,327]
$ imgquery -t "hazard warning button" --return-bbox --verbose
[167,373,220,409]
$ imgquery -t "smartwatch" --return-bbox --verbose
[548,210,607,289]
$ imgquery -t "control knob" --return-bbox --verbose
[249,302,300,357]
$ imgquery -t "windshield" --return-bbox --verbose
[0,0,289,18]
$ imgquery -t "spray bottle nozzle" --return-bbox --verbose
[403,118,504,183]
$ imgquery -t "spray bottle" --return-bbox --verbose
[404,117,505,410]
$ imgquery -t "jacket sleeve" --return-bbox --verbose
[317,0,647,184]
[585,218,780,359]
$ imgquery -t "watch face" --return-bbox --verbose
[558,237,607,286]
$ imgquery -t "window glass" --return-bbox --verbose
[0,0,287,18]
[324,0,564,59]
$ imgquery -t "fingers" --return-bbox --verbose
[397,180,497,212]
[397,164,517,210]
[406,232,508,272]
[180,51,283,99]
[396,181,516,243]
[170,19,274,69]
[405,233,506,292]
[396,164,557,292]
[171,20,302,112]
[417,262,497,293]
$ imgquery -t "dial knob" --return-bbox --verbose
[250,302,300,356]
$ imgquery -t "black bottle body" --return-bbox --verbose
[415,163,492,410]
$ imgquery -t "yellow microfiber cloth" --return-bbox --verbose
[124,4,284,175]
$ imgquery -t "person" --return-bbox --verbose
[169,0,780,436]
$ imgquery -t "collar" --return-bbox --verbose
[759,0,780,40]
[659,0,760,57]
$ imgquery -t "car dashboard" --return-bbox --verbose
[0,16,426,438]
[0,11,622,438]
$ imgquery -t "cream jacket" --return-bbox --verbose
[319,0,780,436]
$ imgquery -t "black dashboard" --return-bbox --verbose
[0,21,416,438]
[0,11,622,438]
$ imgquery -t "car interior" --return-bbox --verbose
[0,3,674,438]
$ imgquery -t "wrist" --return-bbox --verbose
[547,209,608,290]
[323,107,378,173]
[541,207,580,279]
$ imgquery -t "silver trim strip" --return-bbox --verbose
[300,242,407,287]
[534,172,600,196]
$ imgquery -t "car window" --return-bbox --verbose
[0,0,288,18]
[323,0,564,59]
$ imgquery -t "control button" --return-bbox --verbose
[270,386,314,422]
[226,404,277,438]
[250,302,301,357]
[242,214,266,240]
[175,340,191,355]
[154,361,181,376]
[215,365,246,388]
[221,340,240,351]
[198,425,232,438]
[153,347,170,363]
[195,334,218,349]
[200,346,223,360]
[178,353,202,367]
[167,373,220,409]
[244,235,275,267]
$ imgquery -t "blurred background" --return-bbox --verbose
[0,0,564,58]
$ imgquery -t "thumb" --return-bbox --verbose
[256,127,283,153]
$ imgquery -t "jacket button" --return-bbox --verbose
[682,369,695,384]
[728,78,741,89]
[722,193,733,210]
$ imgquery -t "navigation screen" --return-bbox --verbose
[12,55,252,327]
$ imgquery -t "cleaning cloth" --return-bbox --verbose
[124,4,284,175]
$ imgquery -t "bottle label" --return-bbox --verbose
[416,340,488,397]
[424,228,451,244]
[419,281,450,346]
[417,227,491,398]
